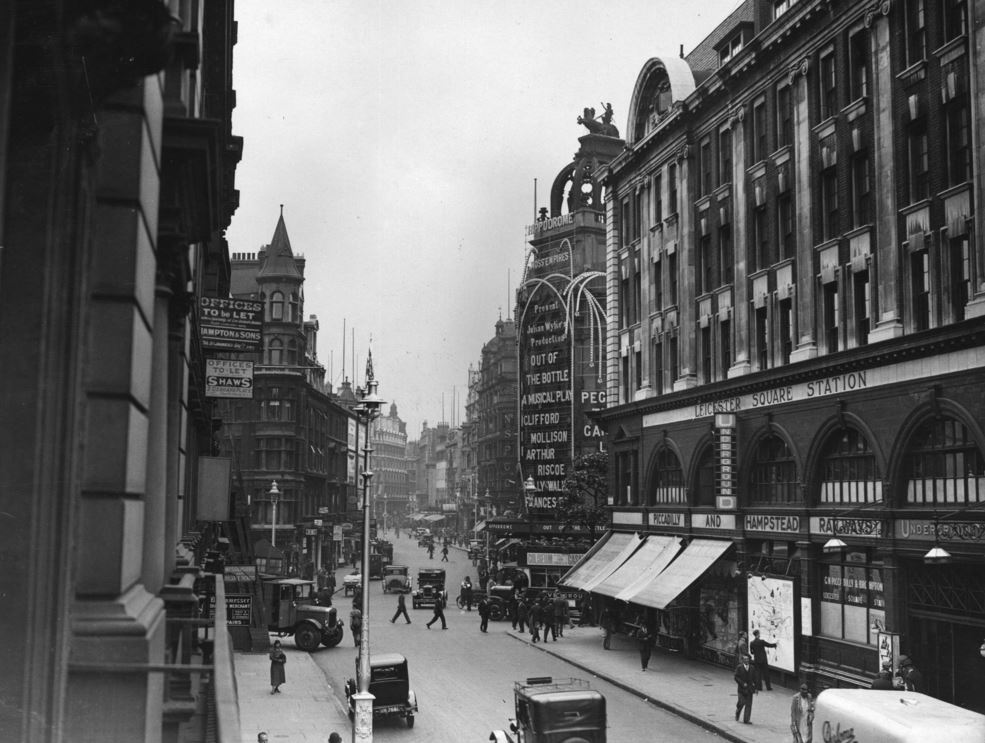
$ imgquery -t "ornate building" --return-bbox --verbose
[592,0,985,710]
[370,403,411,526]
[0,1,242,738]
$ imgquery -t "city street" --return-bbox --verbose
[311,531,725,741]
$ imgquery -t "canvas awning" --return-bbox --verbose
[633,538,733,610]
[494,538,522,551]
[423,514,445,522]
[472,520,487,532]
[615,535,684,604]
[591,535,682,599]
[560,532,643,591]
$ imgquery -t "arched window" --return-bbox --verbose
[648,448,685,505]
[902,416,984,506]
[749,433,799,505]
[817,428,881,504]
[694,445,717,507]
[268,338,283,365]
[270,291,284,321]
[289,292,300,323]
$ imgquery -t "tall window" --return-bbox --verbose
[753,207,770,270]
[823,281,840,352]
[634,190,644,241]
[635,347,643,391]
[941,0,968,42]
[695,446,717,507]
[718,128,732,184]
[701,325,712,382]
[652,339,664,394]
[755,306,769,369]
[820,51,837,119]
[776,85,793,149]
[944,97,971,187]
[669,253,678,305]
[633,257,642,325]
[851,153,871,228]
[820,550,885,645]
[821,166,839,241]
[853,271,870,346]
[654,172,663,223]
[289,292,300,322]
[818,428,880,504]
[621,198,632,247]
[910,249,931,331]
[720,319,732,378]
[699,137,712,196]
[268,337,283,365]
[653,257,663,310]
[668,163,678,215]
[749,433,799,504]
[270,291,284,321]
[699,233,714,294]
[649,448,685,505]
[903,416,985,506]
[848,29,870,101]
[719,224,734,285]
[752,99,768,162]
[621,354,631,403]
[904,0,927,67]
[669,334,679,383]
[779,298,793,365]
[620,261,631,328]
[950,236,970,322]
[907,122,929,203]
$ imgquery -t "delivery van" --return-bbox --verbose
[813,688,985,743]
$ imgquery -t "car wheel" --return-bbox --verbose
[295,624,320,652]
[406,715,415,729]
[489,603,504,621]
[456,595,464,609]
[321,625,344,648]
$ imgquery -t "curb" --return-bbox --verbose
[506,632,751,743]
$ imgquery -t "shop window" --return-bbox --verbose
[652,258,663,311]
[851,153,871,228]
[668,163,678,216]
[695,445,716,507]
[749,433,799,505]
[820,549,885,645]
[649,448,685,505]
[902,416,985,506]
[818,428,881,504]
[268,338,283,365]
[654,172,663,223]
[907,121,929,203]
[949,236,970,322]
[270,291,284,321]
[848,29,869,102]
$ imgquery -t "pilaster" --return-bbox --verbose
[790,58,818,362]
[727,103,752,378]
[675,143,698,390]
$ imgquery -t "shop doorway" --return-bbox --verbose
[910,614,985,713]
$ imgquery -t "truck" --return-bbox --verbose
[812,688,985,743]
[262,577,345,652]
[489,676,606,743]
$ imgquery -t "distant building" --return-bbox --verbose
[594,0,985,707]
[371,403,411,524]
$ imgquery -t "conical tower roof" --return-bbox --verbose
[257,208,301,280]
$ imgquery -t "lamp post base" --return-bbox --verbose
[351,691,375,742]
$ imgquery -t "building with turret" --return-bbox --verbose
[370,403,411,527]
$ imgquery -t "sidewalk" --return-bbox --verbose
[506,623,792,743]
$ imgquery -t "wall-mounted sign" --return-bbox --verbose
[693,512,736,530]
[199,297,263,351]
[208,595,252,627]
[810,516,885,538]
[205,359,254,398]
[649,511,686,528]
[744,514,801,534]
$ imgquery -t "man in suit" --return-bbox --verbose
[749,629,777,691]
[734,654,755,724]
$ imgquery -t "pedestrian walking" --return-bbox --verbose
[636,624,653,671]
[477,597,490,632]
[600,607,614,650]
[870,666,894,689]
[427,543,435,560]
[258,732,269,743]
[749,629,777,691]
[349,607,363,646]
[515,598,529,633]
[734,654,755,724]
[441,544,449,562]
[426,598,447,629]
[551,592,567,639]
[530,602,542,643]
[460,576,474,610]
[390,592,411,624]
[790,682,814,743]
[268,640,286,694]
[898,655,924,692]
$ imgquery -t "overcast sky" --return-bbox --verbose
[226,0,742,436]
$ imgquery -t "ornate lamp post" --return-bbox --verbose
[352,368,385,743]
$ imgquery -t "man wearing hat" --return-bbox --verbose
[749,628,777,691]
[733,654,756,724]
[870,664,895,689]
[897,655,923,692]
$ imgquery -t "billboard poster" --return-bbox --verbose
[207,594,252,626]
[199,297,263,351]
[205,359,254,398]
[747,575,796,673]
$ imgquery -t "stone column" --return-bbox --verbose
[674,143,697,390]
[728,104,752,377]
[790,58,818,362]
[963,0,985,317]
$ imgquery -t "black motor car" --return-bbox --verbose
[411,568,447,609]
[345,653,418,728]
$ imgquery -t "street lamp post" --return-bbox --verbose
[269,480,280,548]
[353,372,385,743]
[523,476,536,540]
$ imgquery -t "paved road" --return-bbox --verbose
[311,530,725,741]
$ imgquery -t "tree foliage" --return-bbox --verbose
[555,451,609,541]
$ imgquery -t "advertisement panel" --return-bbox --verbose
[199,297,263,351]
[205,359,254,398]
[747,575,796,673]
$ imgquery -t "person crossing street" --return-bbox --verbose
[425,596,447,629]
[390,592,411,624]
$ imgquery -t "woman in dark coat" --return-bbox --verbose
[269,639,286,694]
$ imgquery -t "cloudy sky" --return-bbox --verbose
[226,0,742,435]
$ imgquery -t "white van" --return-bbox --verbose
[813,689,985,743]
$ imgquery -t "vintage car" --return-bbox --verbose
[342,570,361,596]
[415,529,432,547]
[345,653,418,728]
[262,578,344,651]
[411,567,447,609]
[382,564,411,593]
[490,677,606,743]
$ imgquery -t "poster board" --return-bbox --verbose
[747,575,796,673]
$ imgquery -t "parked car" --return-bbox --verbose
[345,652,418,728]
[490,676,606,743]
[382,564,411,593]
[411,568,447,609]
[415,529,431,547]
[262,578,344,651]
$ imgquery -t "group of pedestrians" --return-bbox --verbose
[509,590,570,643]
